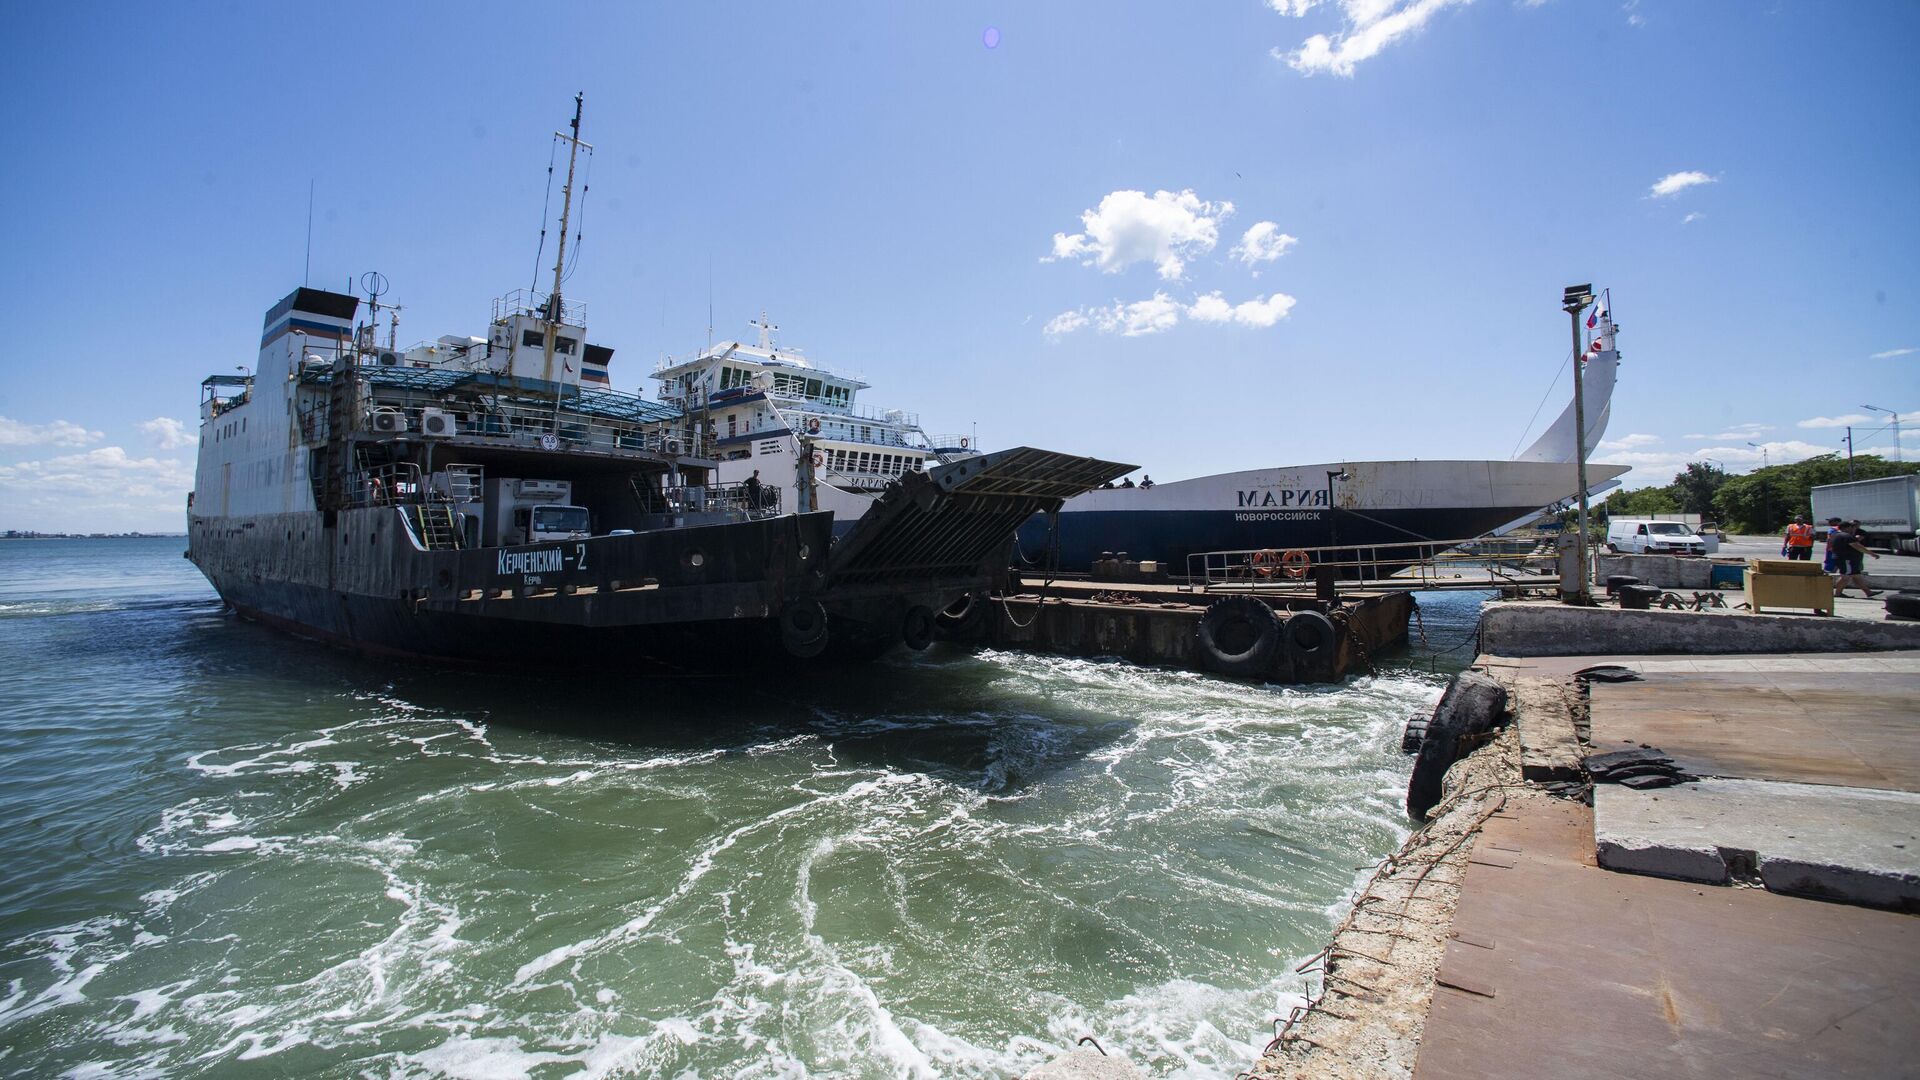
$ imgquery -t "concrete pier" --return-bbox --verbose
[1247,639,1920,1080]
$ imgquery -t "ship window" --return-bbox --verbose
[805,379,821,398]
[554,337,577,355]
[521,329,545,348]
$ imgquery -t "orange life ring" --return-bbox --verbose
[368,477,387,505]
[806,417,821,434]
[1250,548,1280,578]
[1280,549,1310,579]
[811,451,826,468]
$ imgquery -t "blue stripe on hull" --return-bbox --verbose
[1018,506,1546,573]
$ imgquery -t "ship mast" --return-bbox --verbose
[542,93,588,397]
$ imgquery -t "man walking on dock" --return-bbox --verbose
[1782,516,1815,561]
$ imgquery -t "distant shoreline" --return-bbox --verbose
[1,533,186,540]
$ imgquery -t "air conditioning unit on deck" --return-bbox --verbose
[371,407,407,434]
[420,408,457,438]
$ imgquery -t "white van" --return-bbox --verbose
[1606,517,1709,556]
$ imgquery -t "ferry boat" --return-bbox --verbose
[653,319,982,535]
[184,98,1125,667]
[650,299,1631,577]
[1017,308,1632,573]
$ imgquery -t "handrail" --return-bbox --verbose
[656,481,783,517]
[1184,535,1560,591]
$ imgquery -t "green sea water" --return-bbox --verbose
[0,537,1482,1078]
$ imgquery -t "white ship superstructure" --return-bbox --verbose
[653,317,979,531]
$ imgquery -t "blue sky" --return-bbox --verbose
[2,0,1915,531]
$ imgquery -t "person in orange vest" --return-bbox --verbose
[1781,515,1816,561]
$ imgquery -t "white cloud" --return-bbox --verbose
[1681,211,1704,225]
[1277,0,1474,78]
[1043,310,1089,338]
[0,446,194,502]
[137,417,195,450]
[1871,346,1916,359]
[1093,293,1186,337]
[1048,289,1299,338]
[1649,170,1716,198]
[1681,422,1768,441]
[1046,189,1233,281]
[1691,440,1831,467]
[0,416,103,448]
[1797,413,1873,430]
[1598,433,1660,450]
[1230,222,1298,268]
[1225,292,1298,327]
[1270,0,1324,13]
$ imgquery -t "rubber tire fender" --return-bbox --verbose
[780,599,830,659]
[1285,610,1337,656]
[900,605,936,651]
[1195,595,1283,678]
[1406,670,1509,820]
[1886,591,1920,620]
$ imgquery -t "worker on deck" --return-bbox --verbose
[1782,515,1815,560]
[1139,475,1155,489]
[744,469,763,509]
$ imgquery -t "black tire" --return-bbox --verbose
[780,600,829,659]
[901,605,936,651]
[1401,715,1428,755]
[1887,591,1920,620]
[1604,574,1640,597]
[1195,595,1282,678]
[1406,671,1509,820]
[1285,610,1337,656]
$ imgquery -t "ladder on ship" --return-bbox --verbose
[416,504,462,550]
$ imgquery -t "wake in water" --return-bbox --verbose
[0,644,1443,1079]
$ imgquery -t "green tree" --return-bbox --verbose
[1672,462,1726,517]
[1711,454,1920,532]
[1601,485,1680,517]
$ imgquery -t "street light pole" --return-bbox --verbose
[1862,405,1903,463]
[1562,285,1595,604]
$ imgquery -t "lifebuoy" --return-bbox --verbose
[806,417,821,434]
[368,477,387,505]
[959,437,969,449]
[1280,549,1311,580]
[812,451,826,468]
[1250,549,1280,578]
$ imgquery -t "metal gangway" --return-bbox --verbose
[1183,535,1565,594]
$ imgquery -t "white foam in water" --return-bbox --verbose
[0,642,1445,1077]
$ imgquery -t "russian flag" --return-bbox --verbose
[1586,294,1609,329]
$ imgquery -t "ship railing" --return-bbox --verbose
[1184,536,1561,593]
[923,434,979,452]
[366,397,713,459]
[491,289,585,326]
[348,462,425,508]
[653,481,783,517]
